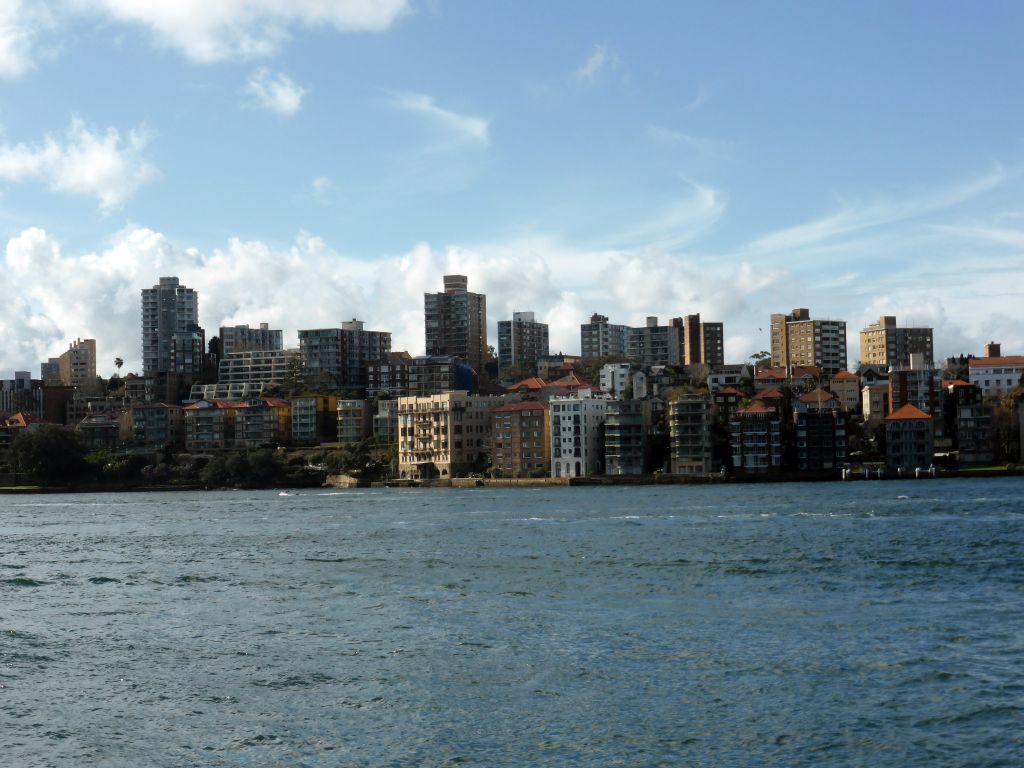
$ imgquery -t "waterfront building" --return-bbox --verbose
[290,395,337,445]
[668,394,714,474]
[550,388,611,478]
[219,323,283,358]
[128,402,184,448]
[490,400,550,478]
[968,345,1024,398]
[673,314,725,366]
[373,399,399,446]
[859,316,934,369]
[337,399,372,447]
[770,308,847,376]
[730,402,783,474]
[397,392,494,479]
[712,386,742,424]
[183,399,243,451]
[627,317,681,367]
[234,398,292,449]
[424,275,488,375]
[497,311,549,375]
[888,353,940,416]
[604,399,652,475]
[298,320,391,391]
[884,404,934,474]
[794,410,847,472]
[580,313,628,359]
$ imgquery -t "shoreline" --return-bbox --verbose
[2,467,1022,494]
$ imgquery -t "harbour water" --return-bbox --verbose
[2,479,1022,766]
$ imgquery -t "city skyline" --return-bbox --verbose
[2,2,1023,374]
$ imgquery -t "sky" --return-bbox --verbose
[2,0,1024,378]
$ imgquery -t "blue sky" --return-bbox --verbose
[2,1,1023,376]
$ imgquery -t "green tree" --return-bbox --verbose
[8,425,92,485]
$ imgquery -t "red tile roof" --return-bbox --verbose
[754,387,785,400]
[550,373,589,388]
[885,403,931,421]
[737,401,776,415]
[968,356,1024,367]
[831,371,859,381]
[716,386,741,395]
[798,387,837,404]
[507,376,546,391]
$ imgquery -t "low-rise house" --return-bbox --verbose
[885,404,934,474]
[829,371,860,411]
[707,364,753,393]
[490,401,550,478]
[793,387,840,414]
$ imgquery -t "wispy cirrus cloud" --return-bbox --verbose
[745,166,1010,256]
[575,43,617,81]
[647,125,732,158]
[603,176,724,252]
[0,117,158,209]
[387,92,490,147]
[244,67,307,115]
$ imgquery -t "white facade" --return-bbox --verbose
[969,356,1024,398]
[549,388,612,478]
[599,363,631,398]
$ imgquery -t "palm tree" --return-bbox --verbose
[114,357,123,378]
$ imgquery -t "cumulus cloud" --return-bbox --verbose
[244,67,306,115]
[0,117,158,208]
[70,0,410,62]
[388,92,490,147]
[0,0,41,78]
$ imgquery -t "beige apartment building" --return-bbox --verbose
[770,308,847,376]
[57,338,97,388]
[859,316,934,368]
[397,391,494,479]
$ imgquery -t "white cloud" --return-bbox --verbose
[745,166,1008,257]
[0,116,158,208]
[0,0,38,78]
[388,92,490,147]
[244,67,306,115]
[603,177,724,252]
[70,0,410,62]
[647,125,732,158]
[575,43,617,81]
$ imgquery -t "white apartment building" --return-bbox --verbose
[550,388,612,478]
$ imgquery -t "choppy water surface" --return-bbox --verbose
[2,479,1023,767]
